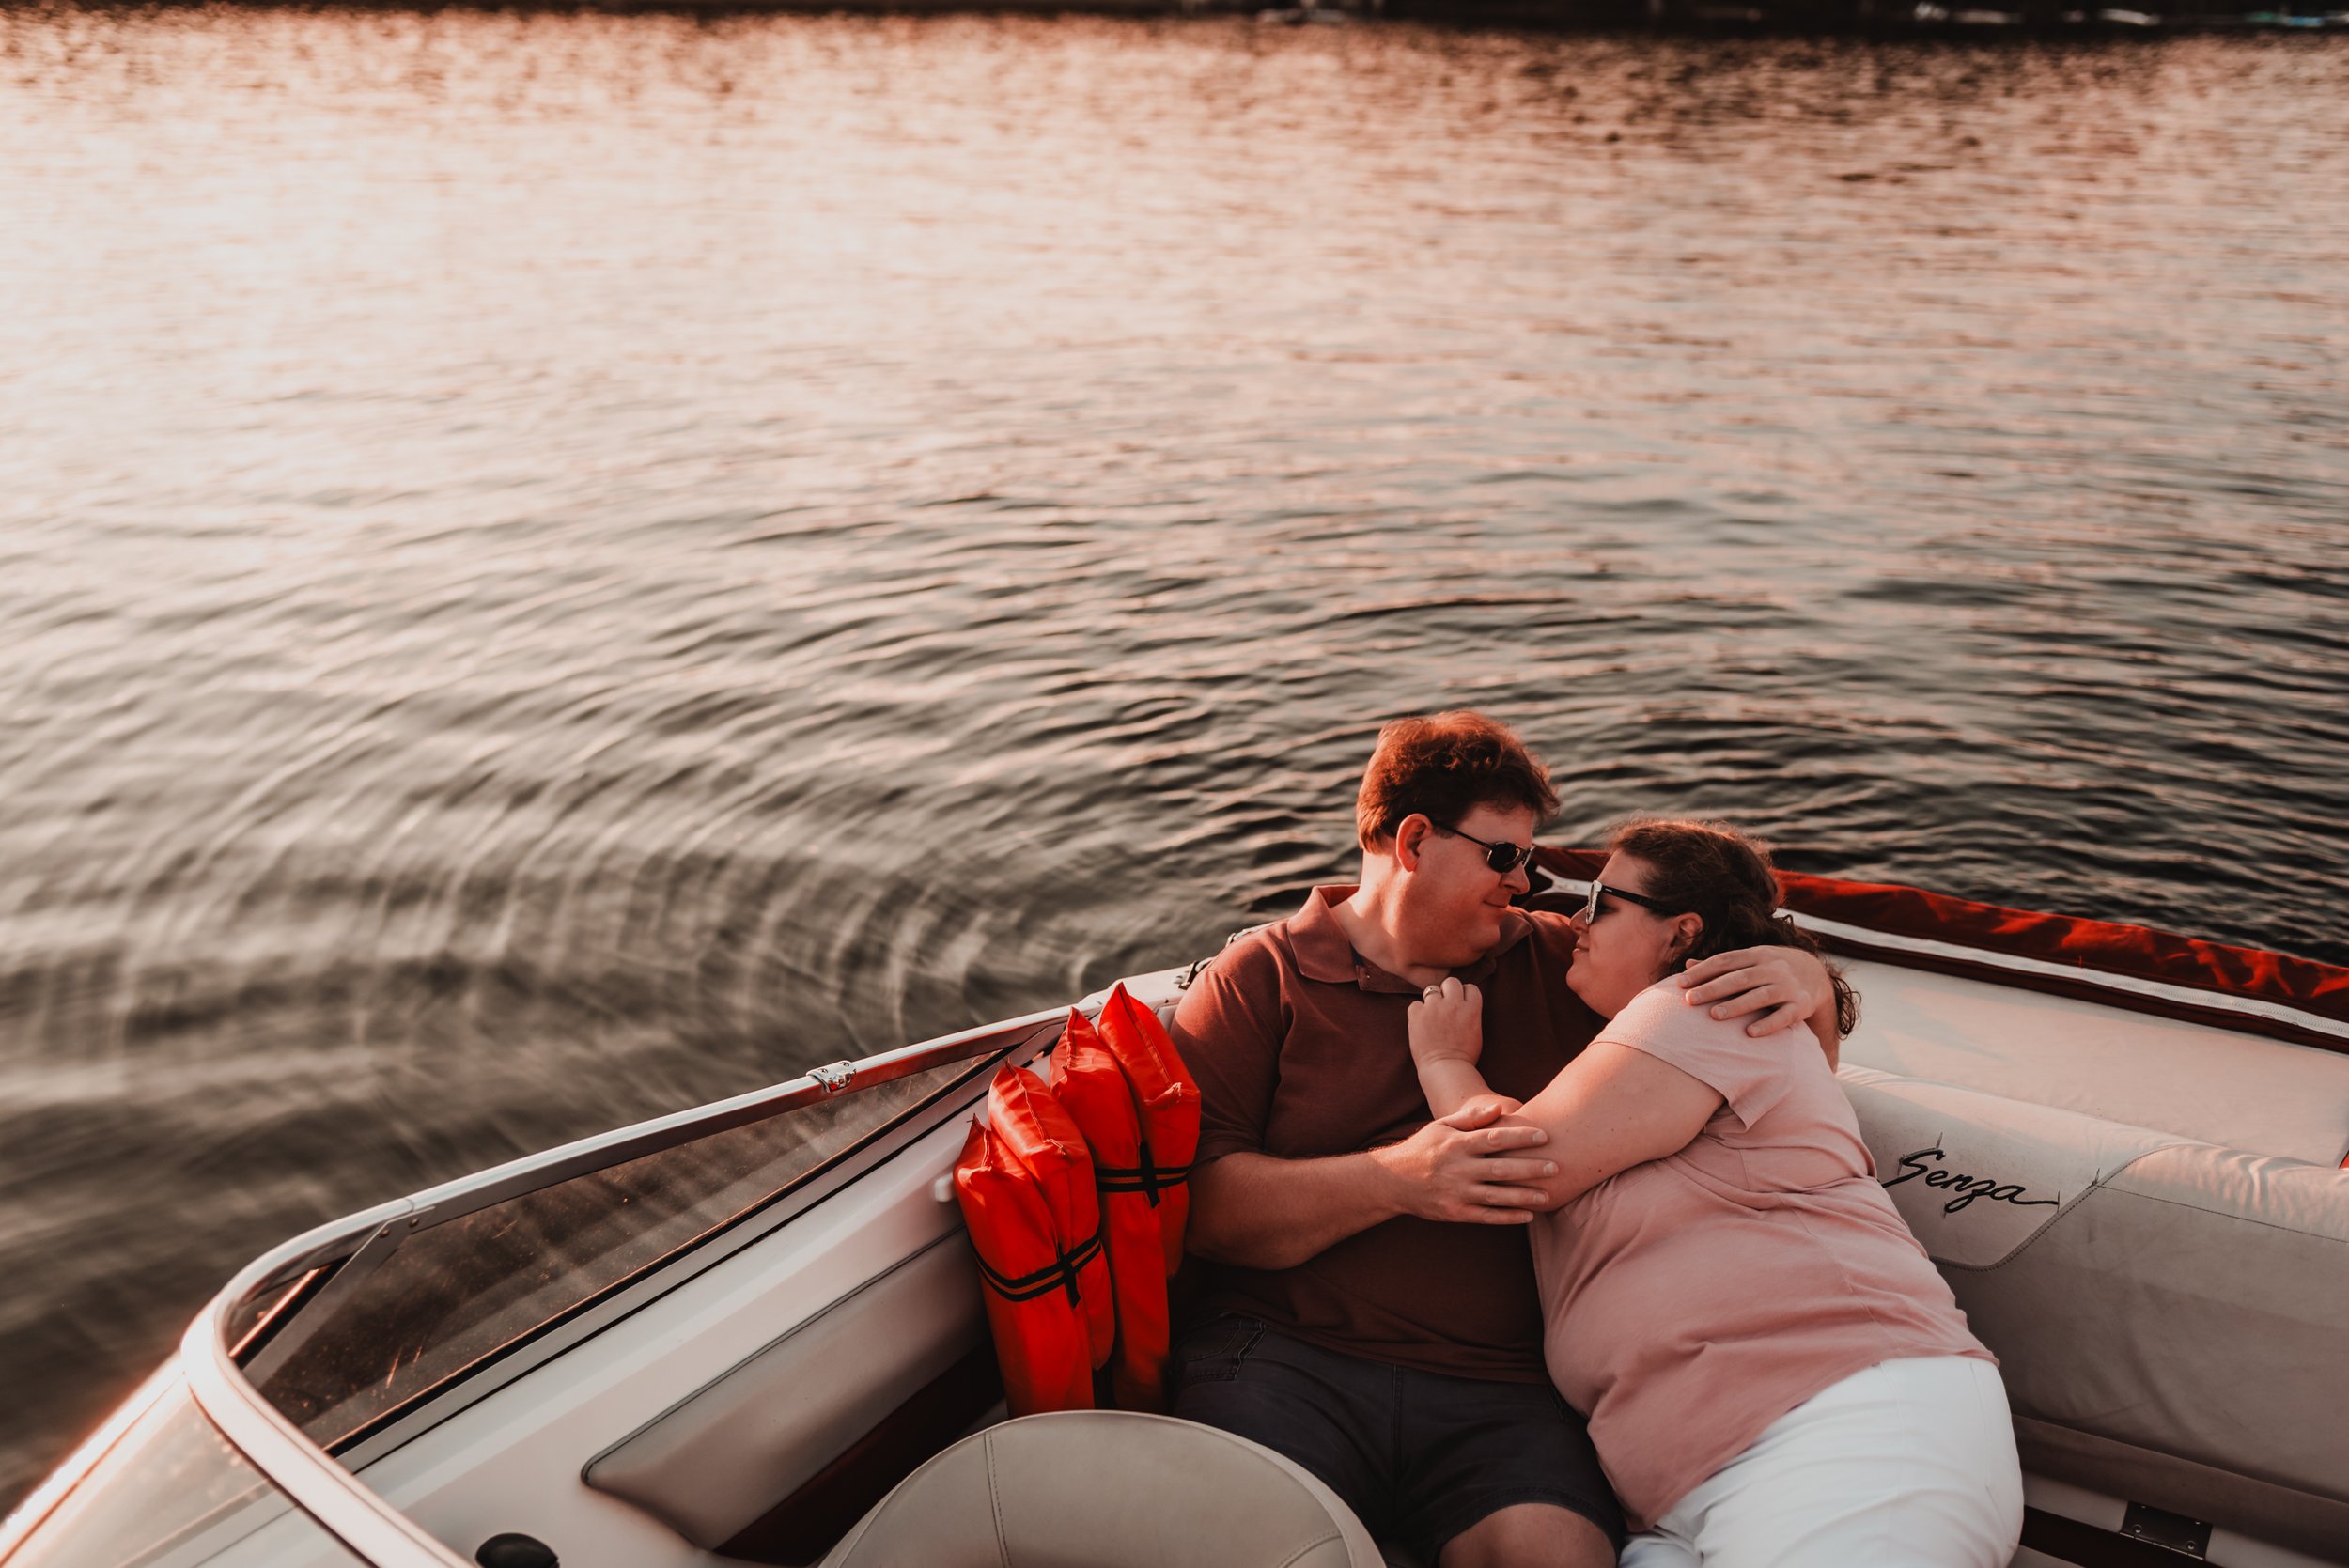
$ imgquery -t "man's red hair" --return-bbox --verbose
[1355,711,1559,852]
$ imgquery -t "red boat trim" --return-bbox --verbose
[1794,918,2349,1056]
[1532,848,2349,1058]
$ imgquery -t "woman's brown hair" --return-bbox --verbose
[1611,818,1859,1038]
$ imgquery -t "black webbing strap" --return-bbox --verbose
[975,1225,1105,1306]
[1093,1134,1192,1208]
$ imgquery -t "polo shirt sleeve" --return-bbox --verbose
[1596,982,1804,1131]
[1169,933,1289,1168]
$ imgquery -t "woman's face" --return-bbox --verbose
[1566,852,1701,1017]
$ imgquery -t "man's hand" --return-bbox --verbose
[1407,976,1486,1068]
[1675,945,1834,1039]
[1369,1100,1555,1225]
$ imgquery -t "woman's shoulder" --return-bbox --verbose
[1605,979,1776,1047]
[1600,981,1823,1115]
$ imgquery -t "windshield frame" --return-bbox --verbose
[319,1020,1049,1470]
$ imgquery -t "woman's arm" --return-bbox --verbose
[1412,981,1723,1210]
[1407,977,1520,1120]
[1507,1041,1726,1209]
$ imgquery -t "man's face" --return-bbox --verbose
[1400,800,1538,966]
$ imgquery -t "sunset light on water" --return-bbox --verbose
[1,5,2343,1540]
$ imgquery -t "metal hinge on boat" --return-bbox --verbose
[809,1061,855,1094]
[2118,1503,2211,1559]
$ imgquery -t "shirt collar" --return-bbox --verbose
[1289,884,1537,992]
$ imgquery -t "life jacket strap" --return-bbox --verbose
[1095,1135,1192,1208]
[975,1226,1106,1306]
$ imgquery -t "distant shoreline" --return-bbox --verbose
[19,0,2348,34]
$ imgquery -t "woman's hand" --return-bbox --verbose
[1452,1092,1524,1121]
[1408,976,1486,1068]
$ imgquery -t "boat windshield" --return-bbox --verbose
[226,1045,1005,1456]
[9,1380,357,1568]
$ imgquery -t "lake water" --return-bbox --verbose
[2,3,2344,1512]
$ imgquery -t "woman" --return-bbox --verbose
[1408,819,2022,1568]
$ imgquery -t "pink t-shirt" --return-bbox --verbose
[1530,982,1993,1529]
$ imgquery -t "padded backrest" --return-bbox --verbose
[818,1411,1384,1568]
[1838,959,2349,1166]
[583,1232,987,1549]
[1842,1065,2191,1268]
[1842,1067,2349,1558]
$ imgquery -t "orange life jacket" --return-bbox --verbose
[950,1120,1095,1417]
[1048,1008,1174,1411]
[953,1065,1114,1416]
[1093,982,1204,1277]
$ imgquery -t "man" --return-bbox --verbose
[1169,712,1841,1568]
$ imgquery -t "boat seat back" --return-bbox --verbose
[1837,959,2349,1167]
[817,1410,1384,1567]
[1843,1067,2349,1560]
[583,1233,987,1550]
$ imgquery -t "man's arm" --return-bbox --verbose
[1187,1106,1558,1272]
[1674,944,1843,1068]
[1172,942,1554,1273]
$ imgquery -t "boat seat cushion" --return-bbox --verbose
[817,1410,1383,1567]
[1841,1067,2349,1559]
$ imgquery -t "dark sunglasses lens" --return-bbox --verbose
[1487,843,1529,874]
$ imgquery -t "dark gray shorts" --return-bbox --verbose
[1170,1315,1626,1562]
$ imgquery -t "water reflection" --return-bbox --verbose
[1,5,2344,1512]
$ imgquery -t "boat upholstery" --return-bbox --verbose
[583,1231,988,1550]
[817,1410,1384,1567]
[1839,960,2349,1167]
[1843,1067,2349,1560]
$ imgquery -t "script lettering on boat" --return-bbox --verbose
[1883,1143,2063,1216]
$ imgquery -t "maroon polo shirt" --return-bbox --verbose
[1170,885,1602,1383]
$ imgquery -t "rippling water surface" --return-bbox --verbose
[3,4,2345,1509]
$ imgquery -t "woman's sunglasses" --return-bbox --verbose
[1579,881,1675,922]
[1433,822,1539,876]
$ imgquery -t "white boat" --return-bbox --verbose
[6,854,2345,1568]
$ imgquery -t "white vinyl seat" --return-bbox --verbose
[817,1410,1385,1567]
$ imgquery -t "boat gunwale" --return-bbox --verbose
[1789,914,2349,1049]
[1528,855,2349,1054]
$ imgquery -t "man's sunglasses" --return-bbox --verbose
[1433,822,1539,877]
[1579,880,1675,922]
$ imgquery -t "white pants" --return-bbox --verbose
[1618,1357,2023,1568]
